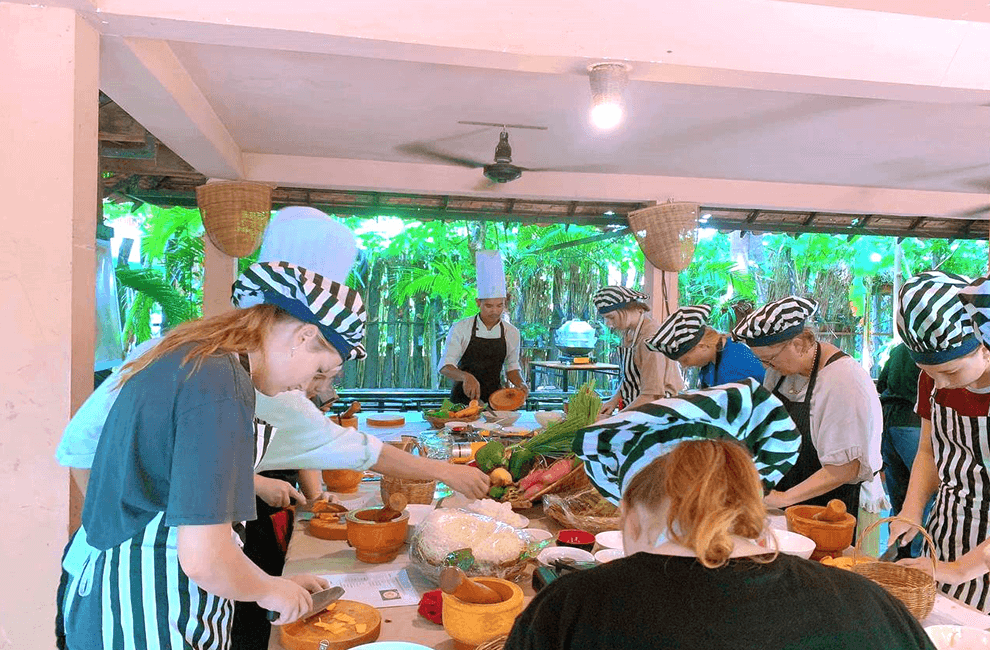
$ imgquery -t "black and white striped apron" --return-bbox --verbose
[58,419,275,650]
[617,315,647,408]
[927,393,990,612]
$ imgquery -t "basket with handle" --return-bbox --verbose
[850,516,937,620]
[380,439,437,504]
[476,634,508,650]
[626,202,699,271]
[195,181,273,257]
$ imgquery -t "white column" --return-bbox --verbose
[0,4,99,646]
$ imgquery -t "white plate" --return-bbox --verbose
[594,530,623,550]
[523,528,553,543]
[765,528,816,559]
[538,547,595,566]
[594,548,625,563]
[925,625,990,650]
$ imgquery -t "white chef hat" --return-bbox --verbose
[476,250,507,300]
[258,206,357,283]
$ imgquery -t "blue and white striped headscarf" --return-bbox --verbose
[731,296,818,347]
[897,271,980,365]
[647,305,713,359]
[573,378,800,503]
[232,262,367,361]
[593,286,650,314]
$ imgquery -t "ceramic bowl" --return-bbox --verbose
[534,410,565,427]
[322,469,363,493]
[538,547,596,566]
[766,528,816,560]
[404,503,436,542]
[925,625,990,650]
[594,530,624,550]
[483,410,521,425]
[442,577,524,650]
[557,529,595,552]
[594,548,625,563]
[345,508,409,563]
[523,528,553,543]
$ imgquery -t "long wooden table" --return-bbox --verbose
[268,412,990,648]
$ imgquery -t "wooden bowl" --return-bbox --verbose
[785,504,856,555]
[310,512,348,540]
[488,388,526,411]
[331,415,359,428]
[345,508,409,563]
[279,599,381,650]
[322,469,364,493]
[442,577,524,650]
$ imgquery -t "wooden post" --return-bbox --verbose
[202,234,237,317]
[642,260,684,394]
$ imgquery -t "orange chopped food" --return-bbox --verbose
[314,622,335,631]
[335,613,356,625]
[355,623,367,634]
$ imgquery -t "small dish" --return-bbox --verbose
[594,548,625,563]
[534,410,565,428]
[925,625,990,650]
[765,528,816,560]
[499,426,532,437]
[594,530,624,550]
[557,529,595,552]
[537,546,596,566]
[523,528,553,543]
[483,410,521,425]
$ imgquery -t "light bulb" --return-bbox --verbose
[591,102,623,129]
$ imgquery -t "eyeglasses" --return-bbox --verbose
[756,343,789,368]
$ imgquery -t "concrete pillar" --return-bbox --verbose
[202,234,238,316]
[0,4,99,646]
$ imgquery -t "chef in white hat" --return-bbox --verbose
[438,250,528,403]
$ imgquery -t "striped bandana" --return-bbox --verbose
[731,296,818,347]
[897,271,980,365]
[647,305,713,359]
[573,378,800,503]
[232,262,367,361]
[959,276,990,348]
[593,286,650,315]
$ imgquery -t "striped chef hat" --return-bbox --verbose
[731,296,818,347]
[232,262,367,361]
[959,276,990,347]
[573,378,800,503]
[593,286,651,314]
[897,271,980,365]
[646,305,713,359]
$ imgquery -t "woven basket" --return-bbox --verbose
[381,475,436,505]
[627,202,699,271]
[423,412,481,429]
[850,517,937,620]
[543,484,621,535]
[195,181,273,257]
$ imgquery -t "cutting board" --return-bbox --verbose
[279,599,381,650]
[366,413,406,427]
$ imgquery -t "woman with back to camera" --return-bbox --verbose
[504,381,934,650]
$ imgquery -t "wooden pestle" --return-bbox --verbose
[439,567,503,605]
[373,493,408,522]
[813,499,848,522]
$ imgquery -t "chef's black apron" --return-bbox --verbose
[451,316,507,404]
[773,343,861,514]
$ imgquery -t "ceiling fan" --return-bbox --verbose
[398,121,565,188]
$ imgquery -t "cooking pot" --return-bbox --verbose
[555,320,597,356]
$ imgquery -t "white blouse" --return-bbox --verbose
[763,355,882,483]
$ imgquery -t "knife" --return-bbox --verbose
[877,543,901,563]
[266,585,345,622]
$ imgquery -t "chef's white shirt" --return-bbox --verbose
[438,314,522,374]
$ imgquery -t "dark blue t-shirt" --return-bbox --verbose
[82,345,257,550]
[700,339,765,389]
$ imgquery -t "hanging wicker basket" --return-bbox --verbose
[850,516,938,620]
[627,202,699,271]
[195,181,273,258]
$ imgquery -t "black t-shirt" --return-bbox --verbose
[83,345,257,550]
[504,552,936,650]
